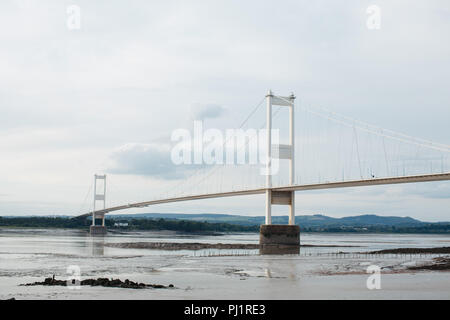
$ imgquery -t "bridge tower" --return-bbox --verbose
[90,174,107,235]
[260,90,300,253]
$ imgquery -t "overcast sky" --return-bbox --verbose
[0,0,449,221]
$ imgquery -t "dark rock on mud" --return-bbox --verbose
[367,247,450,254]
[21,276,174,289]
[408,256,450,271]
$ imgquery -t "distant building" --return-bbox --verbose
[114,222,129,227]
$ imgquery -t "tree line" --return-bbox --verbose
[2,216,450,234]
[0,216,259,233]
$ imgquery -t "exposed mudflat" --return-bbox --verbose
[106,242,260,250]
[368,247,450,254]
[408,256,450,271]
[105,242,356,250]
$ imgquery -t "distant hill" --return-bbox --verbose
[108,213,427,227]
[2,213,449,233]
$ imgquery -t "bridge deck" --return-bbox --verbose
[76,172,450,218]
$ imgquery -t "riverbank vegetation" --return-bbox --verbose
[0,216,259,233]
[1,216,450,233]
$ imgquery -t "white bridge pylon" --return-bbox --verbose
[91,174,106,227]
[77,91,450,221]
[265,90,296,226]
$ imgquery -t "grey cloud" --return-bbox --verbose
[397,182,450,200]
[106,142,202,179]
[190,103,226,120]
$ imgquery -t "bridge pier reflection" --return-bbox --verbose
[89,238,105,256]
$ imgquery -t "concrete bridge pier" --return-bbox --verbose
[259,189,300,254]
[90,225,107,235]
[90,213,107,235]
[259,225,300,254]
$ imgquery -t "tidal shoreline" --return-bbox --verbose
[367,247,450,254]
[105,242,358,250]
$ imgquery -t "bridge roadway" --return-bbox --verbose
[76,172,450,218]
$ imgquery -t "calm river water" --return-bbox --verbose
[1,228,449,299]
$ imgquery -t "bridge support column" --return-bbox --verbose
[260,91,299,254]
[90,174,107,236]
[265,190,272,225]
[260,190,300,254]
[289,193,295,225]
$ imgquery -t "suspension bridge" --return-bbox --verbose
[75,90,450,248]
